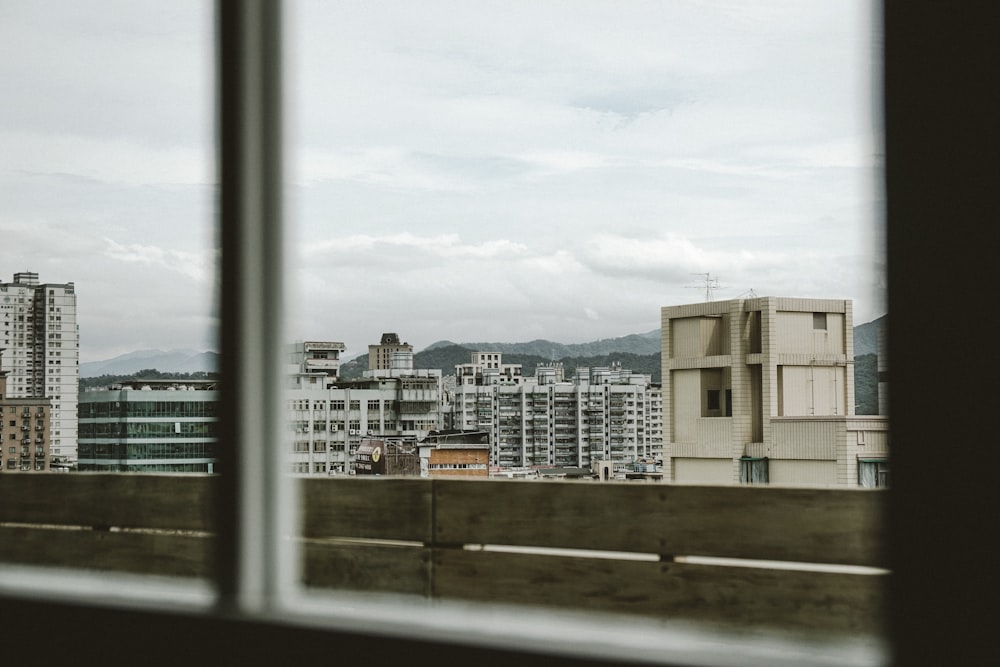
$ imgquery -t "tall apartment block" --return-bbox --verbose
[661,296,888,486]
[0,272,78,465]
[449,353,662,471]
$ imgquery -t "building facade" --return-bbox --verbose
[368,332,413,371]
[77,380,218,473]
[419,429,491,478]
[661,296,888,486]
[449,353,662,472]
[288,340,345,388]
[287,347,443,475]
[0,272,78,464]
[0,361,52,473]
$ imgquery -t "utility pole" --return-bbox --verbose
[687,273,724,301]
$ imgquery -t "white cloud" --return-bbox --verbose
[1,1,883,362]
[104,238,213,284]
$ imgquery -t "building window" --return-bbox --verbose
[706,389,720,411]
[740,457,769,484]
[813,312,827,330]
[859,460,889,488]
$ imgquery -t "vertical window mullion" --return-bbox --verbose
[217,0,295,615]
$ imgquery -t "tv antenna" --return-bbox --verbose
[687,273,725,301]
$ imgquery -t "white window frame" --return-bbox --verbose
[0,2,908,665]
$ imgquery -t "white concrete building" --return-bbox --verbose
[0,272,79,464]
[287,347,443,475]
[449,353,662,471]
[661,296,889,486]
[287,340,345,389]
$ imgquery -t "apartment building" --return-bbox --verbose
[0,272,78,464]
[455,351,524,386]
[288,340,346,388]
[77,379,218,473]
[368,332,413,371]
[449,353,662,472]
[661,296,888,486]
[287,347,443,475]
[0,359,52,473]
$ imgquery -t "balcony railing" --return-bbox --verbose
[0,474,886,642]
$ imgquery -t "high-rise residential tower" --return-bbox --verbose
[0,272,79,465]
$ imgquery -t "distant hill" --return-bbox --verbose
[451,330,661,359]
[854,353,879,415]
[80,349,219,378]
[411,345,660,380]
[853,315,887,356]
[83,317,884,389]
[338,332,663,381]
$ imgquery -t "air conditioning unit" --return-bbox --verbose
[349,429,358,435]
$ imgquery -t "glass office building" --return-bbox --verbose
[78,380,218,473]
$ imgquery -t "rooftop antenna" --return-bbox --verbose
[687,273,725,301]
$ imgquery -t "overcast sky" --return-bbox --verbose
[1,1,883,363]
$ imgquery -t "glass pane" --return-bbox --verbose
[287,0,885,642]
[0,1,216,582]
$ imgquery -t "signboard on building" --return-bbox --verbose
[355,439,385,475]
[355,437,420,476]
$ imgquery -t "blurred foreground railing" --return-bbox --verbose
[0,474,886,637]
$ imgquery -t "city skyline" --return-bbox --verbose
[1,1,883,364]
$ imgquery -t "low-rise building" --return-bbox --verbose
[0,358,52,473]
[418,429,490,478]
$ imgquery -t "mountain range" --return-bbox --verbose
[80,349,220,378]
[81,315,885,379]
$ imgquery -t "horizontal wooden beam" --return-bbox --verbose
[432,480,886,567]
[432,549,886,635]
[0,473,214,531]
[0,526,211,578]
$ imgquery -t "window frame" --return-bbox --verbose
[2,1,996,664]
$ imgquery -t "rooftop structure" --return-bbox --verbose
[288,340,346,389]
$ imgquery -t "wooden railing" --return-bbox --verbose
[0,474,886,637]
